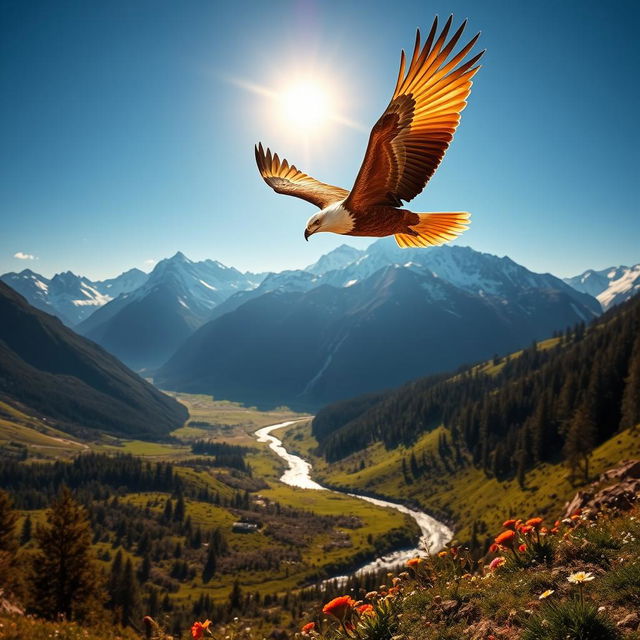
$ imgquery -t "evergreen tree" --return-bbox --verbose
[30,486,104,621]
[19,514,32,546]
[564,400,597,483]
[202,546,217,583]
[0,489,19,599]
[173,493,185,523]
[620,333,640,431]
[118,558,142,627]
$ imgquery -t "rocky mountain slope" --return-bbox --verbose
[565,263,640,310]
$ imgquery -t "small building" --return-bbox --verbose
[232,521,258,533]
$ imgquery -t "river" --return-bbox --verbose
[254,420,453,580]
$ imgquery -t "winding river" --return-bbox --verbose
[255,420,453,580]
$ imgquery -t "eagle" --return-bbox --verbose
[255,16,484,248]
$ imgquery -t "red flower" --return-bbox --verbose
[191,620,211,639]
[322,596,356,620]
[489,543,500,553]
[357,604,375,616]
[526,517,543,528]
[301,622,316,634]
[494,530,516,547]
[518,524,533,535]
[518,544,527,552]
[502,518,517,529]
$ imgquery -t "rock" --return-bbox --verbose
[457,602,480,623]
[617,612,640,630]
[440,599,459,616]
[563,460,640,517]
[601,460,640,482]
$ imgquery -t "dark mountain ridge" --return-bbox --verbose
[0,282,187,439]
[157,258,600,409]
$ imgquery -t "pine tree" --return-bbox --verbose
[173,493,185,523]
[0,490,19,599]
[202,545,216,583]
[118,558,141,627]
[30,486,104,621]
[19,514,32,546]
[620,333,640,431]
[564,400,597,483]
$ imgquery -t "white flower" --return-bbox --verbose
[567,571,595,584]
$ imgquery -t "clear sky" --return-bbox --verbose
[1,0,638,280]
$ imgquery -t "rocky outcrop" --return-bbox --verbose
[563,459,640,517]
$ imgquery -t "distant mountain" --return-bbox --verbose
[157,244,600,409]
[0,282,187,439]
[305,245,365,275]
[0,267,148,326]
[76,252,265,370]
[565,264,640,310]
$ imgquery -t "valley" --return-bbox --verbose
[0,391,422,632]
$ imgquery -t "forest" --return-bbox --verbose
[313,295,640,486]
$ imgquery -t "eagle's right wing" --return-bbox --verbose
[255,143,349,210]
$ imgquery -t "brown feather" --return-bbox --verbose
[254,143,349,210]
[346,17,483,213]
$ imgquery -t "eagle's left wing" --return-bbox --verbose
[255,143,349,210]
[345,16,483,211]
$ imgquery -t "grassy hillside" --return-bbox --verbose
[283,420,640,543]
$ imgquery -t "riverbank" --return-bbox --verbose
[254,421,452,580]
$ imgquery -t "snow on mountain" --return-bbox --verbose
[305,244,365,275]
[75,252,267,370]
[0,267,151,326]
[311,240,600,317]
[98,268,148,299]
[565,264,640,310]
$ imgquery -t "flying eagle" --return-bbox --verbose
[255,16,484,248]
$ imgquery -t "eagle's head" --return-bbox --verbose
[304,201,354,240]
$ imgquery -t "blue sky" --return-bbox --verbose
[1,0,638,280]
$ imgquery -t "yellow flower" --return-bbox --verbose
[539,589,555,599]
[438,551,448,558]
[567,571,595,584]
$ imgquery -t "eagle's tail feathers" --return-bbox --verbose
[394,211,470,249]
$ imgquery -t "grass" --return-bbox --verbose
[0,400,86,459]
[287,421,640,542]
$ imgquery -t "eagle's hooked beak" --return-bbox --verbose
[304,229,311,241]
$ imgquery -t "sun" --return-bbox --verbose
[279,81,331,131]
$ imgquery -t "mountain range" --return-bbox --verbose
[0,281,187,439]
[565,263,640,310]
[75,252,265,369]
[156,241,602,408]
[0,268,148,326]
[2,243,638,408]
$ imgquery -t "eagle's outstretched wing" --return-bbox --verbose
[345,16,483,211]
[255,143,349,210]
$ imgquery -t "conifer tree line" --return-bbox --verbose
[191,440,252,472]
[314,295,640,483]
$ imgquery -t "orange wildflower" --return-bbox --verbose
[489,543,500,553]
[495,530,516,547]
[438,550,448,558]
[357,604,375,616]
[322,595,356,620]
[518,524,533,535]
[518,544,527,553]
[526,517,543,528]
[191,620,211,640]
[502,518,518,529]
[407,557,422,568]
[301,622,316,634]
